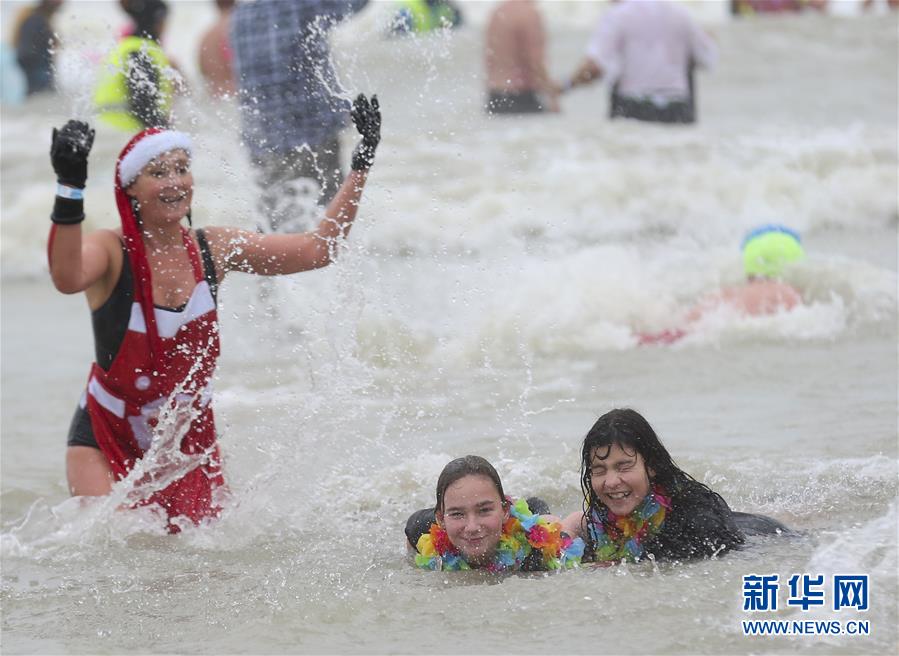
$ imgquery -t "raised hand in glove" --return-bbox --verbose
[350,94,381,172]
[51,120,95,189]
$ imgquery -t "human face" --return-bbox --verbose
[589,442,652,516]
[436,474,509,566]
[126,149,193,226]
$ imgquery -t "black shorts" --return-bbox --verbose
[610,94,695,124]
[486,90,544,115]
[66,404,99,449]
[731,511,791,536]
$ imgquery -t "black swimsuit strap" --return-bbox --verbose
[195,228,219,302]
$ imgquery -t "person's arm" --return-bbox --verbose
[522,7,560,111]
[49,227,119,294]
[685,12,718,70]
[562,9,619,93]
[560,58,603,94]
[205,170,368,276]
[206,94,380,277]
[46,121,118,296]
[561,510,586,539]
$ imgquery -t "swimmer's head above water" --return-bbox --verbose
[741,224,804,279]
[580,409,683,517]
[434,455,510,567]
[121,0,169,40]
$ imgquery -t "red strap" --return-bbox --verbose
[180,227,204,283]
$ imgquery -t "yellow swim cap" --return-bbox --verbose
[741,225,804,278]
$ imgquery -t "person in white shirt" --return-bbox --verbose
[561,0,717,124]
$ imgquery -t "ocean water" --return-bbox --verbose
[1,1,897,654]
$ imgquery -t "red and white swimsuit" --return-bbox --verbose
[82,229,224,526]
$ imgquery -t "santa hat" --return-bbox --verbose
[118,128,192,187]
[115,127,193,359]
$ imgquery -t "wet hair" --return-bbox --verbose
[121,0,168,40]
[435,455,506,514]
[579,408,745,560]
[580,408,689,497]
[579,409,724,522]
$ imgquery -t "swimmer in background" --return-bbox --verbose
[13,0,63,96]
[484,0,560,115]
[562,408,787,564]
[559,0,717,125]
[390,0,463,35]
[197,0,236,99]
[638,224,805,345]
[406,456,584,572]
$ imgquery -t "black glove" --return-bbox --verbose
[50,120,95,189]
[350,94,381,172]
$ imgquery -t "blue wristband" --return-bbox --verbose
[56,184,84,200]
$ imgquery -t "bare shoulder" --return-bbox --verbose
[561,510,586,538]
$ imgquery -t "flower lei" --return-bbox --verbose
[588,485,671,563]
[415,498,585,572]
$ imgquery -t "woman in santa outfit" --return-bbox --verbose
[46,95,381,529]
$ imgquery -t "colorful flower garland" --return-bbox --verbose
[588,485,671,563]
[415,498,585,572]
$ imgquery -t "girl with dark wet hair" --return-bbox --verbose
[406,455,584,572]
[562,408,786,563]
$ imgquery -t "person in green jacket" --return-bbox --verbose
[94,0,177,131]
[390,0,462,35]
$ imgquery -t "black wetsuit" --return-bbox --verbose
[66,230,218,449]
[640,480,745,560]
[585,479,787,562]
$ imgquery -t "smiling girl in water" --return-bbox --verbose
[561,408,779,562]
[409,455,584,572]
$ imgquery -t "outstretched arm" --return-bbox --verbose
[205,168,369,275]
[563,58,603,92]
[207,94,381,276]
